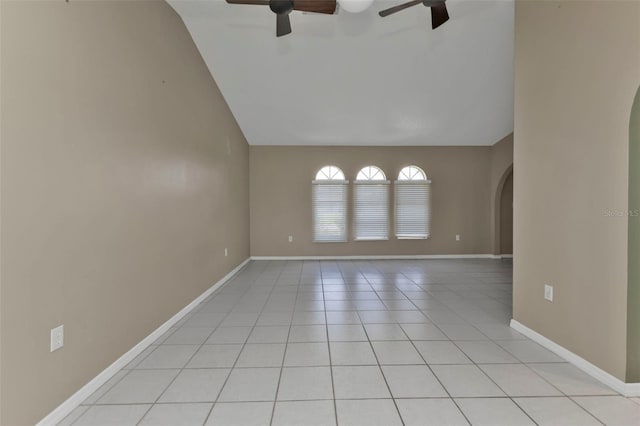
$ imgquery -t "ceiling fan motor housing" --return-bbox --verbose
[270,0,294,14]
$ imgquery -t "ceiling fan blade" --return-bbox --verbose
[430,2,449,29]
[226,0,270,4]
[292,0,336,14]
[276,13,292,36]
[378,0,422,17]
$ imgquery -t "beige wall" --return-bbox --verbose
[250,145,511,256]
[0,1,250,424]
[514,0,640,381]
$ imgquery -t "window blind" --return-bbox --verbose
[354,181,390,240]
[395,181,431,238]
[312,181,348,242]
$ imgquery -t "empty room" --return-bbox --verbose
[1,0,639,425]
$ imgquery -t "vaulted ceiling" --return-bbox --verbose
[168,0,514,146]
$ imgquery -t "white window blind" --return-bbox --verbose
[395,166,431,239]
[313,166,348,242]
[354,166,389,241]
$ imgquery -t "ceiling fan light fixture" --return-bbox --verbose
[337,0,374,13]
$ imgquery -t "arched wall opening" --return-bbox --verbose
[500,169,514,255]
[493,164,513,256]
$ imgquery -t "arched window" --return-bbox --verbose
[356,166,386,181]
[316,165,345,181]
[395,166,431,239]
[398,165,427,181]
[354,166,390,240]
[312,166,348,242]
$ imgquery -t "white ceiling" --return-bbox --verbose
[168,0,514,146]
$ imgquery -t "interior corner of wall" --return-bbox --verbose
[626,85,640,382]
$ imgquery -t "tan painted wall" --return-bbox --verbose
[0,1,250,424]
[514,0,640,381]
[250,145,505,256]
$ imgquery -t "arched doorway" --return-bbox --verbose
[500,169,513,255]
[493,164,513,256]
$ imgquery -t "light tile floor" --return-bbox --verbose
[60,260,640,425]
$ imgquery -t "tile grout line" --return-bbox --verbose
[398,268,610,425]
[200,261,273,425]
[437,317,605,424]
[325,261,340,426]
[397,273,542,425]
[72,267,262,426]
[268,260,296,426]
[145,269,264,425]
[406,266,545,423]
[405,280,549,425]
[68,260,631,426]
[359,262,406,426]
[390,281,479,426]
[564,396,609,425]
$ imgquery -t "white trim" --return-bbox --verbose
[312,180,349,185]
[251,254,498,260]
[353,180,391,184]
[395,179,432,184]
[37,258,251,426]
[510,319,640,397]
[491,254,513,259]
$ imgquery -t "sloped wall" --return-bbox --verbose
[0,2,250,424]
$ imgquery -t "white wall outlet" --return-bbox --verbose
[50,325,64,352]
[544,284,554,302]
[224,248,228,257]
[288,235,293,243]
[455,234,461,241]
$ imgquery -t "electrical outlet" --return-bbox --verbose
[456,234,461,241]
[288,235,293,243]
[224,248,228,257]
[50,325,64,352]
[544,284,554,302]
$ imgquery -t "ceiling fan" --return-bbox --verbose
[378,0,449,30]
[225,0,337,37]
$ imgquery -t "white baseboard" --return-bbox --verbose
[510,319,640,397]
[37,258,251,426]
[251,254,499,261]
[493,254,513,259]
